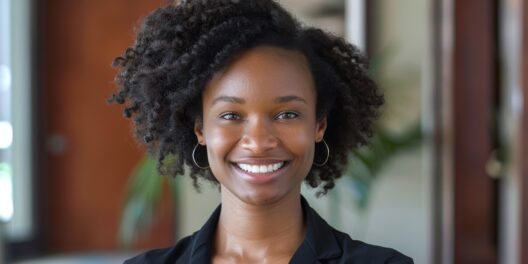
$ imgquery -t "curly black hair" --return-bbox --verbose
[109,0,383,195]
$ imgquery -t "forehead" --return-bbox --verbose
[203,46,316,102]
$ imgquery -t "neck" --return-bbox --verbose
[214,189,305,260]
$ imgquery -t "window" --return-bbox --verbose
[1,0,35,241]
[0,0,13,223]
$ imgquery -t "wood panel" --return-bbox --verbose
[452,0,497,263]
[38,0,174,253]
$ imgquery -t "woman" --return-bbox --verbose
[110,0,414,263]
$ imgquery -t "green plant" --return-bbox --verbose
[345,123,422,209]
[118,156,179,247]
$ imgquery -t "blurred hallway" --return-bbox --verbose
[0,0,527,263]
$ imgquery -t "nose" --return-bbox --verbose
[240,116,278,153]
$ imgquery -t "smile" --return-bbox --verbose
[236,161,286,174]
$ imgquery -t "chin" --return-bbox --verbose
[227,184,298,207]
[240,191,284,205]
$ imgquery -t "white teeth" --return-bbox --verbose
[237,162,285,173]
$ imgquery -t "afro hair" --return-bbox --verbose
[110,0,383,195]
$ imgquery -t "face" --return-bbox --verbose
[194,46,327,205]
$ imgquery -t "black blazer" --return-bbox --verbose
[124,196,414,263]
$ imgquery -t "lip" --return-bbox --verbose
[231,158,289,165]
[231,161,290,184]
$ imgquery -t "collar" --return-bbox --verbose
[290,196,342,262]
[189,196,342,263]
[189,201,220,263]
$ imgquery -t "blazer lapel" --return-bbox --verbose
[289,196,342,263]
[189,204,221,264]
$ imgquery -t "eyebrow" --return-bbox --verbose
[211,96,245,106]
[211,95,306,106]
[274,95,307,104]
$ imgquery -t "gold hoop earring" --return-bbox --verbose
[313,139,330,167]
[192,143,209,169]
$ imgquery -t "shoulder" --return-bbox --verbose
[332,229,414,264]
[299,196,413,264]
[123,234,195,264]
[124,203,221,263]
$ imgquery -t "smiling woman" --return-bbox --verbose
[196,47,323,206]
[110,0,413,263]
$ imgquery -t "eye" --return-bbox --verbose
[276,111,299,120]
[219,112,241,120]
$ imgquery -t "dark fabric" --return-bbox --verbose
[124,197,414,264]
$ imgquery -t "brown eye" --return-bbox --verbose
[276,111,299,120]
[220,112,240,120]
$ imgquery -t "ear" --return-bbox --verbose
[315,116,327,142]
[194,118,206,145]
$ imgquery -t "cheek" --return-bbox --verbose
[204,125,240,160]
[278,125,316,158]
[284,130,315,179]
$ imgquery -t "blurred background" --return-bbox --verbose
[0,0,527,263]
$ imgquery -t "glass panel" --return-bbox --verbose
[3,0,34,241]
[0,0,13,223]
[303,0,434,263]
[498,0,523,263]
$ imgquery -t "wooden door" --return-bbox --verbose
[452,0,498,263]
[38,0,174,253]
